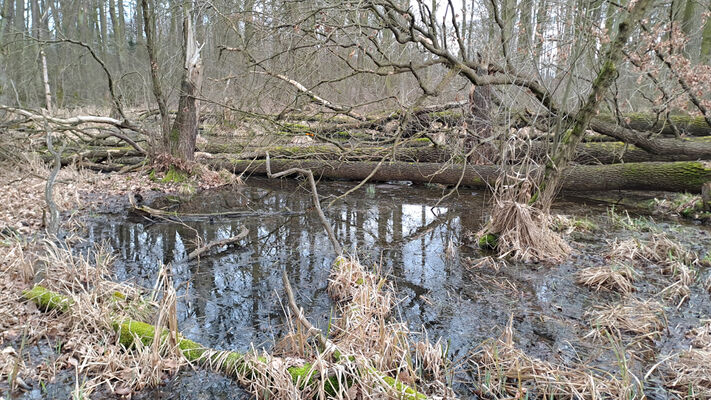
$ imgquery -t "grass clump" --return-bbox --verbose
[469,318,642,399]
[478,179,570,263]
[663,321,711,398]
[577,263,636,294]
[607,234,699,305]
[551,215,598,233]
[586,298,667,341]
[607,206,657,232]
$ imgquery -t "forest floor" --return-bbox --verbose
[1,145,711,399]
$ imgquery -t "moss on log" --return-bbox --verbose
[595,113,711,137]
[22,285,73,312]
[208,158,711,193]
[22,286,427,399]
[202,137,711,166]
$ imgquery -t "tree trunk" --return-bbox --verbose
[537,0,653,207]
[200,138,711,164]
[700,0,711,64]
[140,0,170,153]
[208,158,711,193]
[169,2,202,162]
[466,77,494,164]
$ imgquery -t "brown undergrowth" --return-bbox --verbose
[663,320,711,398]
[0,238,185,398]
[0,154,236,398]
[255,256,457,399]
[0,152,239,236]
[469,317,642,399]
[608,234,699,306]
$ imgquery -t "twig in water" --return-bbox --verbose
[265,152,343,255]
[187,227,249,261]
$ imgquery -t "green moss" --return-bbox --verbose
[162,166,189,183]
[427,110,462,121]
[26,285,430,399]
[22,286,73,312]
[374,370,428,400]
[478,233,498,250]
[170,128,180,143]
[281,122,310,133]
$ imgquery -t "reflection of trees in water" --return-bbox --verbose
[95,182,482,351]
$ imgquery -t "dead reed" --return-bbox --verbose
[586,298,667,341]
[0,237,185,398]
[663,321,711,398]
[607,235,698,305]
[577,263,637,294]
[478,178,571,263]
[470,318,642,399]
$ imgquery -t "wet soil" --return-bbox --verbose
[17,178,711,399]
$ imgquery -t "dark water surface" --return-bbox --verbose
[25,178,711,399]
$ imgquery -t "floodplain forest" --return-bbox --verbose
[1,0,711,398]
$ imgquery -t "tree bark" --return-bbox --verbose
[140,0,170,152]
[537,0,653,207]
[208,158,711,193]
[169,3,202,162]
[200,139,711,164]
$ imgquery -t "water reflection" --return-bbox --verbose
[85,178,490,358]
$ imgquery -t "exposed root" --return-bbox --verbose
[577,263,637,293]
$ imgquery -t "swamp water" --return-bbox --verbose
[25,179,711,399]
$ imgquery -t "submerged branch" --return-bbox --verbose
[265,152,343,255]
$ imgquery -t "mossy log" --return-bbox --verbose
[42,147,143,166]
[595,113,711,137]
[21,285,427,399]
[209,158,711,193]
[201,138,711,165]
[22,285,74,312]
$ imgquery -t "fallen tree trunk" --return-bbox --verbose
[201,139,711,164]
[300,109,711,138]
[594,113,711,137]
[208,158,711,193]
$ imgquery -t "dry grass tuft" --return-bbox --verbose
[663,321,711,398]
[479,179,571,263]
[236,349,305,399]
[470,318,641,399]
[0,235,186,398]
[586,298,666,341]
[576,263,637,294]
[607,235,698,305]
[317,256,458,398]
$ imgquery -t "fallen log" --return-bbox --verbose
[22,285,428,399]
[207,158,711,193]
[41,147,144,166]
[201,138,711,164]
[304,109,711,138]
[591,113,711,137]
